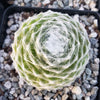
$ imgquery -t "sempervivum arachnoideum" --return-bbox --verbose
[11,10,90,90]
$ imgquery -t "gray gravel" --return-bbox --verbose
[0,11,99,100]
[8,0,98,11]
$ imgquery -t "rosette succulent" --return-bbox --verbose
[11,10,90,90]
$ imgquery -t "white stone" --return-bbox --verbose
[93,71,99,76]
[24,0,31,3]
[55,98,58,100]
[14,1,18,5]
[85,96,90,100]
[3,52,8,58]
[94,58,99,64]
[69,0,73,6]
[4,38,11,46]
[91,8,98,11]
[73,14,79,22]
[93,19,98,27]
[7,20,14,26]
[68,86,73,90]
[4,64,11,70]
[12,76,19,82]
[79,6,84,10]
[0,57,4,63]
[64,87,69,93]
[10,88,15,94]
[14,13,19,20]
[91,87,98,95]
[10,25,17,31]
[43,0,50,5]
[72,86,82,95]
[57,0,64,7]
[62,94,68,100]
[19,78,24,87]
[19,94,24,99]
[4,81,11,89]
[84,0,91,4]
[24,97,30,100]
[45,95,50,100]
[25,91,29,97]
[0,64,4,69]
[89,32,97,38]
[6,35,10,39]
[89,1,96,9]
[83,5,89,9]
[6,29,11,34]
[0,50,4,56]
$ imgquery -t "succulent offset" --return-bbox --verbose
[11,10,90,90]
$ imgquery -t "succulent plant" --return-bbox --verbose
[11,10,90,90]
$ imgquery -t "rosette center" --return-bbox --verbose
[41,27,68,58]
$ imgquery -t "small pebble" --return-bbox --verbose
[41,90,47,95]
[85,96,90,100]
[44,95,50,100]
[76,94,83,100]
[62,94,68,100]
[37,2,42,7]
[34,95,42,100]
[19,78,24,86]
[4,38,11,46]
[94,58,99,64]
[31,89,38,95]
[91,87,99,95]
[42,0,50,5]
[91,64,99,71]
[19,94,24,99]
[93,19,98,27]
[73,14,79,22]
[69,0,73,6]
[24,0,31,4]
[0,57,4,63]
[6,29,11,34]
[3,52,8,58]
[83,73,86,81]
[63,0,69,6]
[10,25,17,31]
[84,83,91,89]
[21,2,25,6]
[72,86,82,95]
[4,81,11,89]
[89,32,97,38]
[4,64,11,70]
[87,16,94,24]
[25,91,30,97]
[89,1,96,9]
[86,92,91,96]
[47,92,55,98]
[91,8,98,11]
[57,0,64,8]
[12,76,19,82]
[84,0,91,4]
[90,80,97,85]
[10,88,15,94]
[72,94,76,99]
[24,97,30,100]
[7,20,14,26]
[64,87,69,93]
[82,86,87,94]
[85,68,91,75]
